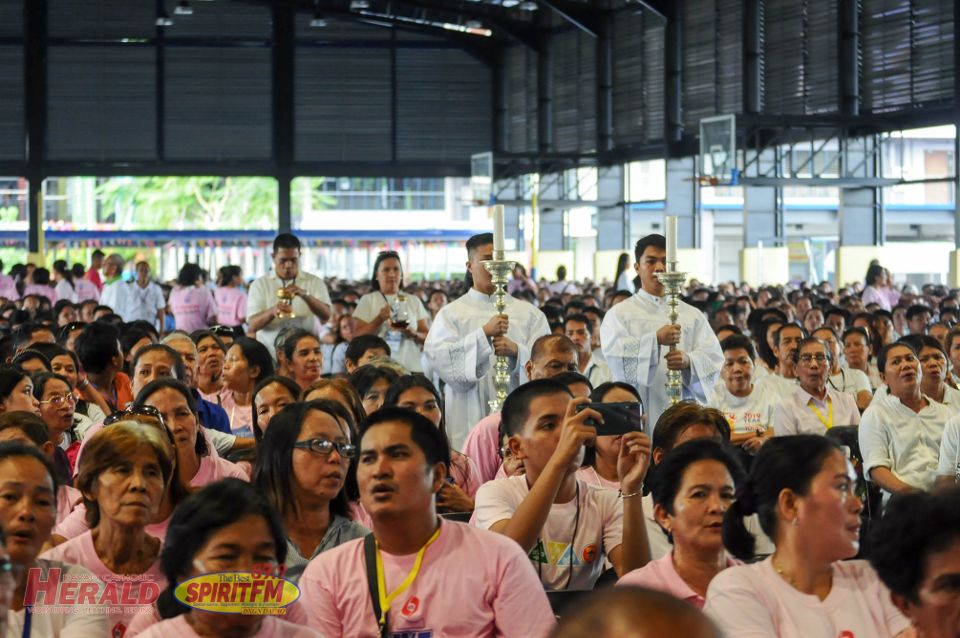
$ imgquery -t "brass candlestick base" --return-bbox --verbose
[482,251,516,414]
[656,266,688,406]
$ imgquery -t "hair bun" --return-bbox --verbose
[734,483,756,515]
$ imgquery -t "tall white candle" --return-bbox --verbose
[665,216,678,263]
[492,205,505,253]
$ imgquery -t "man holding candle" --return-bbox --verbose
[599,231,723,432]
[424,231,550,449]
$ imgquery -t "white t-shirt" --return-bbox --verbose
[472,475,623,591]
[708,382,778,434]
[760,373,799,400]
[937,413,960,481]
[353,291,430,372]
[828,367,872,401]
[705,558,909,638]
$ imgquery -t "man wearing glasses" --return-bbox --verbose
[772,337,860,436]
[247,233,332,358]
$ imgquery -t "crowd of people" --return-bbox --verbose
[0,231,957,637]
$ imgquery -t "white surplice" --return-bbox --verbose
[424,288,550,449]
[600,289,723,432]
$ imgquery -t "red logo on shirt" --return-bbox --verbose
[838,632,855,638]
[402,596,420,616]
[581,544,598,564]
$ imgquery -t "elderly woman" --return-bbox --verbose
[0,441,107,635]
[128,480,320,637]
[254,400,367,582]
[705,436,908,637]
[192,330,226,401]
[134,379,247,485]
[32,372,91,476]
[619,439,743,609]
[353,251,430,372]
[220,337,274,438]
[41,422,174,636]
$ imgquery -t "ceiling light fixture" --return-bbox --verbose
[350,0,370,9]
[174,0,193,16]
[519,0,538,9]
[465,19,483,28]
[501,0,520,7]
[155,10,174,26]
[310,11,328,27]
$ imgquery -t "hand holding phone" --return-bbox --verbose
[575,402,644,436]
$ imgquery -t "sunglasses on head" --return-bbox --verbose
[104,405,166,427]
[210,325,236,337]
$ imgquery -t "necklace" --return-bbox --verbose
[772,557,796,587]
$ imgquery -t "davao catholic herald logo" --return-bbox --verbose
[174,564,300,615]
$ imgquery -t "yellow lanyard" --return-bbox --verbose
[375,525,442,630]
[809,397,833,430]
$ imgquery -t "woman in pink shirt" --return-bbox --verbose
[41,421,174,638]
[169,263,216,333]
[21,267,57,304]
[135,378,247,486]
[220,337,274,438]
[214,265,248,328]
[619,439,743,609]
[383,374,480,511]
[704,435,910,637]
[131,479,320,638]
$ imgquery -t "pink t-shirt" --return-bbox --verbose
[57,484,83,525]
[619,552,740,610]
[462,412,502,483]
[74,277,100,302]
[704,557,910,638]
[133,614,320,638]
[575,466,619,490]
[0,274,17,301]
[54,503,171,541]
[169,286,216,333]
[218,387,254,438]
[193,453,248,485]
[215,286,248,327]
[450,451,482,498]
[40,530,165,638]
[125,596,309,636]
[22,283,56,303]
[299,520,555,638]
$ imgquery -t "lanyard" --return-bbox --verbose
[809,396,833,430]
[374,525,441,632]
[22,606,31,638]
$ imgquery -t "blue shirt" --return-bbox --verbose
[192,389,231,434]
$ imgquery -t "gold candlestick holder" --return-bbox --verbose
[482,251,516,414]
[656,265,688,406]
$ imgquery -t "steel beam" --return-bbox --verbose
[272,3,295,234]
[839,0,859,116]
[24,0,46,255]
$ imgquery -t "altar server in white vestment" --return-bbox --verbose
[424,233,550,449]
[600,234,723,432]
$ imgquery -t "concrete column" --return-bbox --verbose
[836,136,882,287]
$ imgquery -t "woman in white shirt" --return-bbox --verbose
[705,435,910,638]
[842,326,882,390]
[353,251,429,372]
[709,334,777,453]
[900,334,960,414]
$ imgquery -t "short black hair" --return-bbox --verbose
[791,336,831,364]
[75,321,121,374]
[899,333,945,358]
[348,365,400,400]
[714,324,743,337]
[131,343,186,382]
[344,335,391,364]
[720,334,755,359]
[273,232,301,252]
[12,349,51,372]
[466,232,493,258]
[634,233,666,264]
[842,326,870,344]
[530,334,577,361]
[877,341,917,374]
[869,488,960,604]
[119,325,156,357]
[281,329,320,365]
[591,381,641,403]
[652,402,731,453]
[773,323,806,347]
[549,371,593,393]
[501,379,572,437]
[0,411,50,446]
[360,407,451,469]
[563,313,592,334]
[906,304,932,321]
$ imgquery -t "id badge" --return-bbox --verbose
[385,330,403,353]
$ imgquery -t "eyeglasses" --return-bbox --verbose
[292,438,357,459]
[104,405,166,427]
[39,394,77,407]
[499,445,515,460]
[797,354,829,364]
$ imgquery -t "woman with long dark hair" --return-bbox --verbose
[52,259,77,303]
[219,337,274,438]
[352,250,429,372]
[704,436,907,636]
[254,400,367,582]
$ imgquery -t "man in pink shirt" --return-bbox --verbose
[463,335,580,482]
[299,407,555,638]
